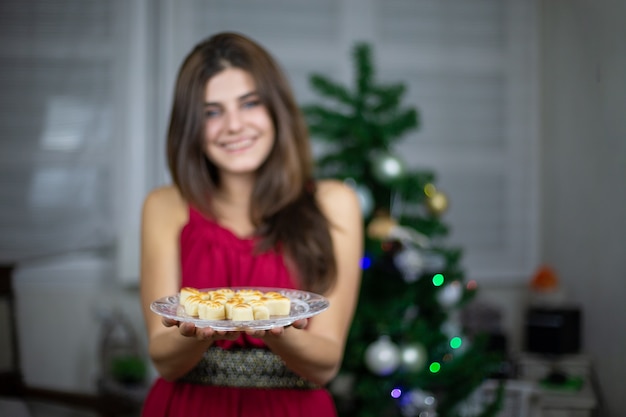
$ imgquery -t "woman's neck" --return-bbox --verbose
[215,173,254,207]
[211,174,256,236]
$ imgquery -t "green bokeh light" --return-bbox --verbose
[432,274,444,286]
[450,337,463,349]
[429,362,441,373]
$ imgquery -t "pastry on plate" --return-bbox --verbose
[231,303,254,321]
[249,300,270,320]
[198,300,226,320]
[178,287,292,320]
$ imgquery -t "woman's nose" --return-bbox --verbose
[226,109,243,133]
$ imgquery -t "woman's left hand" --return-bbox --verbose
[245,318,308,338]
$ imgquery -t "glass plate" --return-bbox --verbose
[150,287,330,331]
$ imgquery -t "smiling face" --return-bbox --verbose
[202,67,275,180]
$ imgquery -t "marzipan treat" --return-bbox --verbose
[179,287,292,321]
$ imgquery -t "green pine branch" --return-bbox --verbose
[302,42,419,167]
[354,43,374,97]
[304,105,354,140]
[308,74,355,107]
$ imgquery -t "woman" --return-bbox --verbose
[139,32,363,417]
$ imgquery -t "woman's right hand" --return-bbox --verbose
[162,317,241,341]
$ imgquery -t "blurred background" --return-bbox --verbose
[0,0,624,416]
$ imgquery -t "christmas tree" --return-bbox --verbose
[302,43,504,417]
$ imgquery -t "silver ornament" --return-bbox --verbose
[394,246,424,282]
[364,335,401,376]
[370,151,405,183]
[436,280,463,308]
[400,342,428,372]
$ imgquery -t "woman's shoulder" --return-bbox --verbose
[314,179,361,218]
[142,184,188,225]
[144,184,185,207]
[314,178,353,197]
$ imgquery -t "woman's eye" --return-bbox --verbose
[204,108,221,118]
[242,99,261,109]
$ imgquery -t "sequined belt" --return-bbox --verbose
[180,346,318,389]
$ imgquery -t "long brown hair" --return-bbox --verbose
[166,32,336,294]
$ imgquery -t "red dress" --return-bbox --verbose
[141,207,337,417]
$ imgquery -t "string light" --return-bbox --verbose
[360,256,372,269]
[432,273,444,286]
[429,362,441,373]
[390,388,402,399]
[450,336,463,349]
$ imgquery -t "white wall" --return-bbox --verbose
[540,1,626,416]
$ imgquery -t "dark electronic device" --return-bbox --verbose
[525,306,581,355]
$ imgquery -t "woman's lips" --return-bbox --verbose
[220,137,254,151]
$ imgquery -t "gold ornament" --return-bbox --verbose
[367,215,398,240]
[424,184,448,216]
[424,183,437,197]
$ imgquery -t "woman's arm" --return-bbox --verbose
[139,186,239,381]
[257,179,364,386]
